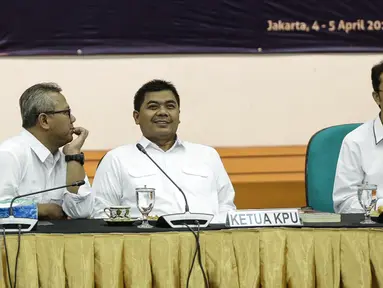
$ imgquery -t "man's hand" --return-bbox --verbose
[63,127,89,155]
[38,203,66,220]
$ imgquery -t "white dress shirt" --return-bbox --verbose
[0,129,94,218]
[333,116,383,213]
[91,137,236,223]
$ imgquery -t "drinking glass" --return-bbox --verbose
[357,183,377,224]
[136,187,156,228]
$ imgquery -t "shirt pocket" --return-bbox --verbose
[181,165,212,195]
[19,180,43,202]
[126,167,157,190]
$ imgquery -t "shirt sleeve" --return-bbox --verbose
[91,152,123,219]
[333,137,365,213]
[0,150,22,201]
[62,175,94,219]
[211,148,236,223]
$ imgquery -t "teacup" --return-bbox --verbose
[104,206,131,219]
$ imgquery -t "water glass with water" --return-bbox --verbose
[136,187,156,228]
[357,183,377,224]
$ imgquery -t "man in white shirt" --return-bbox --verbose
[92,79,236,222]
[333,61,383,213]
[0,83,94,219]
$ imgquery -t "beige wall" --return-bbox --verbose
[0,54,381,150]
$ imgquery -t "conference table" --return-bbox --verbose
[0,214,382,288]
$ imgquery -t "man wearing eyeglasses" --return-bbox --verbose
[0,83,93,219]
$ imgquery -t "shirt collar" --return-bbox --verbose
[20,128,61,163]
[373,115,383,145]
[138,135,184,152]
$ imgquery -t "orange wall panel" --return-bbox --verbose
[83,146,307,209]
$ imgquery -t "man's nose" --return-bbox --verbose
[70,113,76,123]
[157,106,169,115]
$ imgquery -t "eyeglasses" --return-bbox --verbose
[41,108,71,118]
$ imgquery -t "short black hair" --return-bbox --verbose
[371,61,383,92]
[134,79,180,111]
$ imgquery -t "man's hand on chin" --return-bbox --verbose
[38,203,67,220]
[63,127,89,155]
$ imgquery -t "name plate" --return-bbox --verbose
[226,209,302,227]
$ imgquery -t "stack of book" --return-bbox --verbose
[299,207,341,223]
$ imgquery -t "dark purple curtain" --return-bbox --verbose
[0,0,382,55]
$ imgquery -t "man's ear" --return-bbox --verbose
[133,110,140,125]
[178,109,181,124]
[37,113,50,130]
[373,91,381,107]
